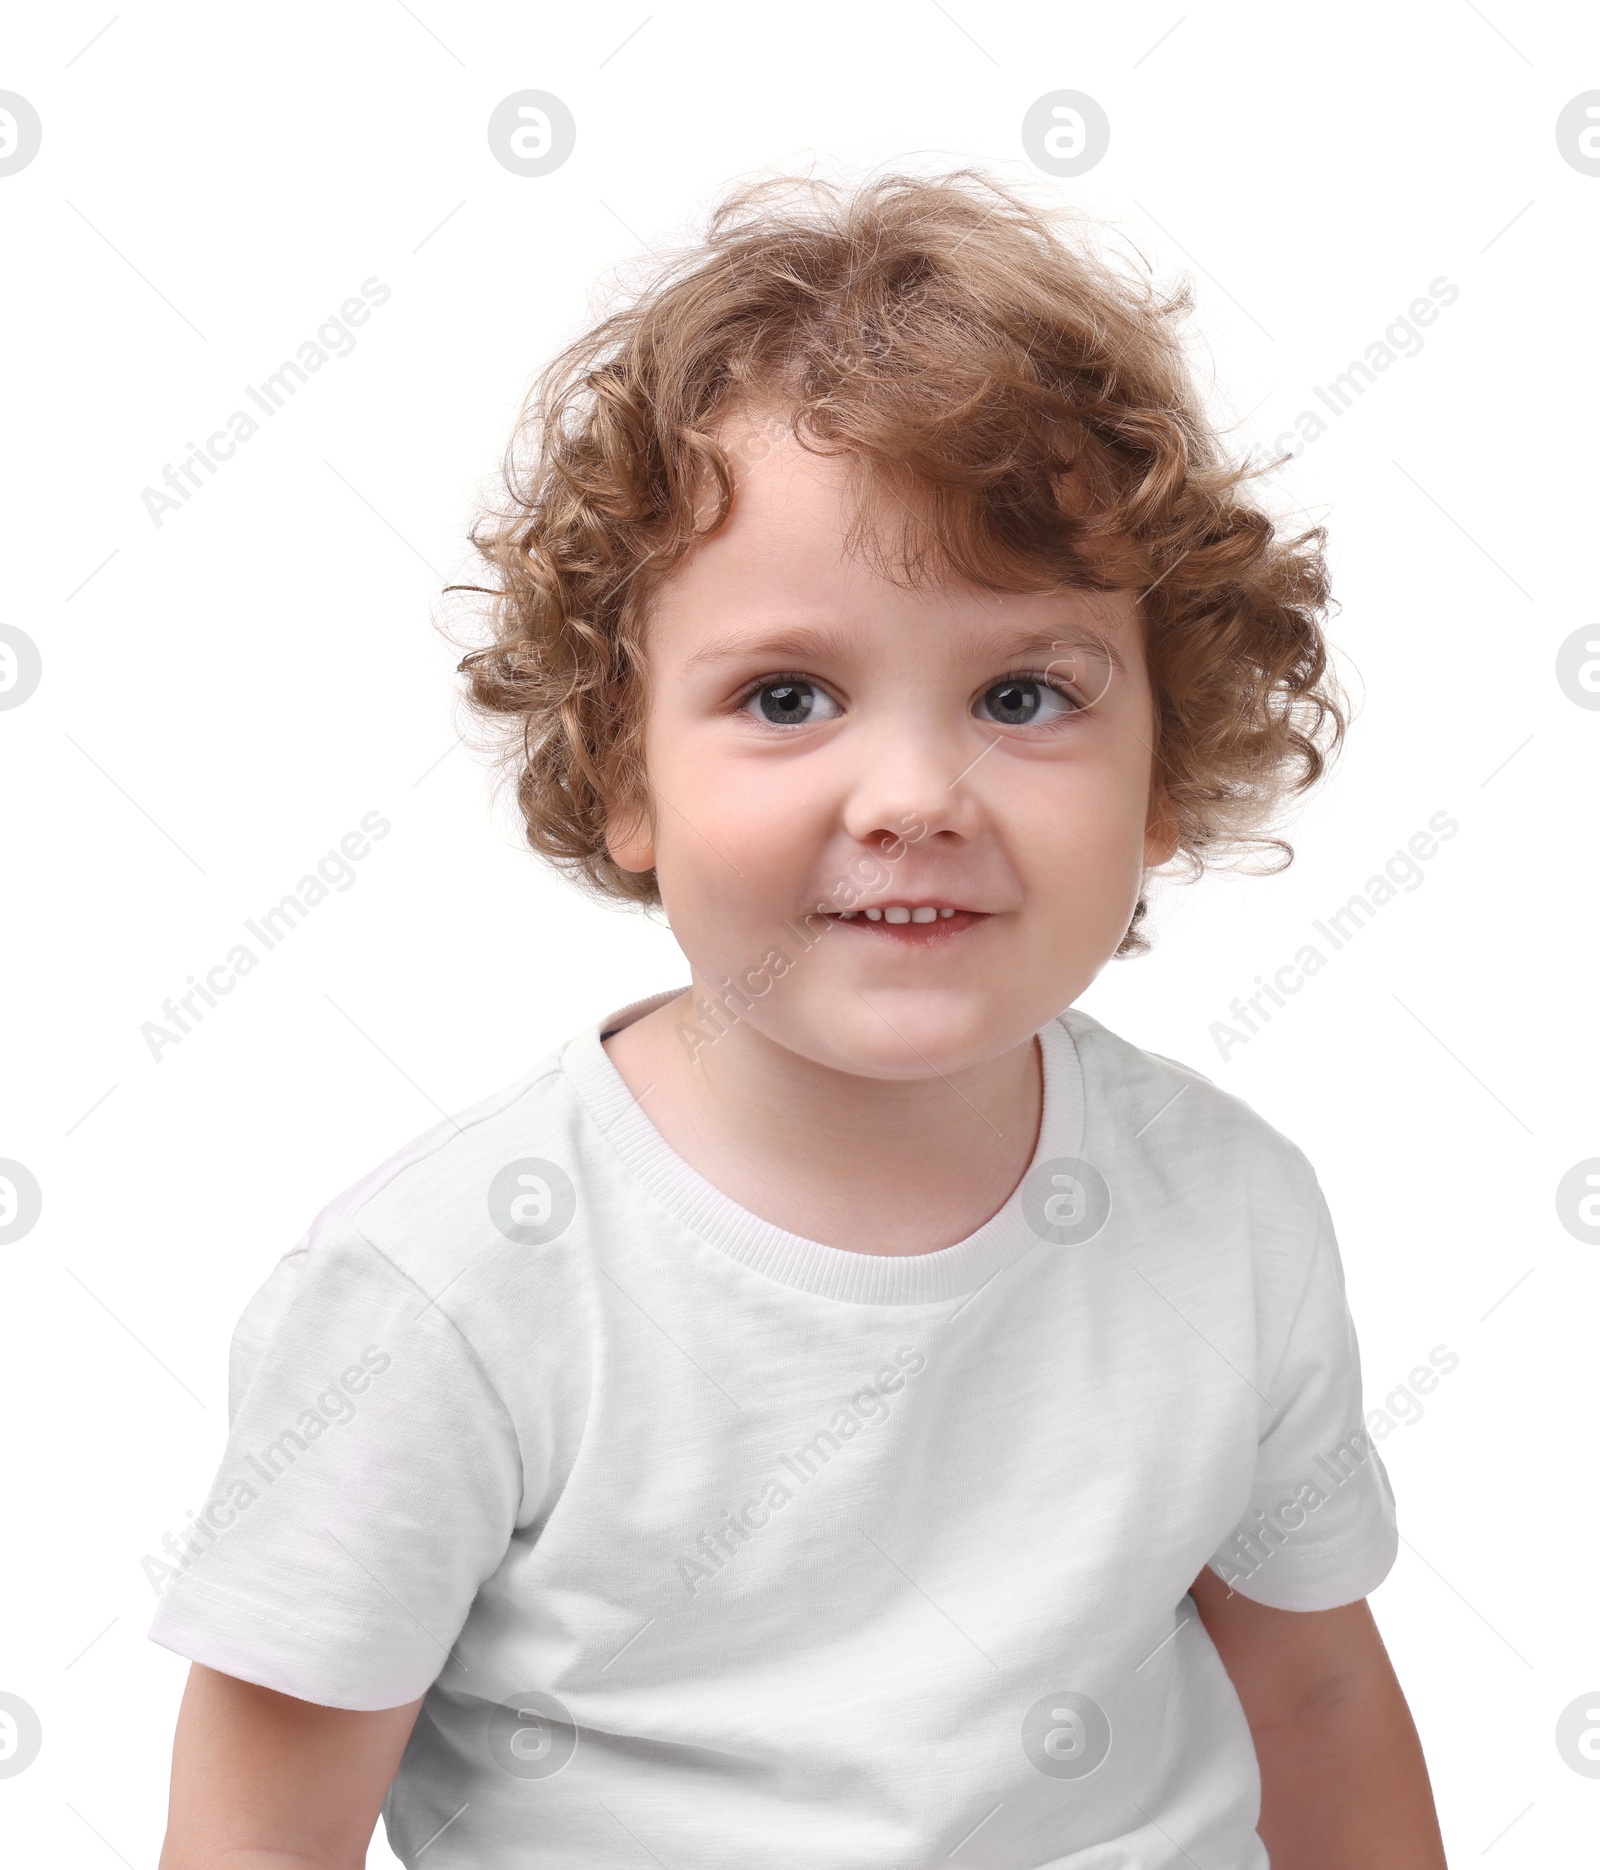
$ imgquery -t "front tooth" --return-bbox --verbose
[864,907,883,921]
[910,906,936,923]
[884,905,911,924]
[938,907,954,918]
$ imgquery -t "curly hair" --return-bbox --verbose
[450,166,1346,956]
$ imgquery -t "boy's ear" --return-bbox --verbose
[1143,802,1180,868]
[603,792,656,874]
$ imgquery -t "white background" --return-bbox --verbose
[2,2,1596,1863]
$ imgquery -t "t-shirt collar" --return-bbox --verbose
[560,988,1087,1307]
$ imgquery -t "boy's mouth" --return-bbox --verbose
[821,903,990,941]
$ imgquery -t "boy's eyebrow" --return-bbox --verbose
[682,619,1127,674]
[683,622,860,671]
[995,624,1127,676]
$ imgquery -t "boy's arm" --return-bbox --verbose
[158,1663,422,1870]
[1190,1568,1447,1869]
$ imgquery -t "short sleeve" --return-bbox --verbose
[147,1228,524,1709]
[1208,1180,1398,1611]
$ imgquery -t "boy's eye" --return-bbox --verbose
[974,677,1082,727]
[743,679,842,726]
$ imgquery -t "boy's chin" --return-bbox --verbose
[759,986,1042,1084]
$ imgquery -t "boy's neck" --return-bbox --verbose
[601,990,1043,1257]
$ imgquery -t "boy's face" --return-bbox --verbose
[606,410,1175,1081]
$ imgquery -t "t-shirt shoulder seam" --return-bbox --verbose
[315,1222,534,1500]
[1057,1008,1249,1140]
[326,1058,569,1245]
[1063,1012,1319,1158]
[1058,1009,1221,1103]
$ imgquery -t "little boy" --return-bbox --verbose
[152,170,1447,1868]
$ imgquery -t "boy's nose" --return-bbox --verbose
[838,719,988,851]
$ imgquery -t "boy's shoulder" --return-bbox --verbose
[227,1035,600,1411]
[318,985,690,1271]
[322,1051,591,1261]
[1058,1004,1323,1210]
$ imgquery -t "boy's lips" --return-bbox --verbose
[819,904,992,941]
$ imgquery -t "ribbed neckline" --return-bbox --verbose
[560,987,1087,1306]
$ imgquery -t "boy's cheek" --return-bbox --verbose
[655,835,815,982]
[657,781,831,913]
[1012,794,1147,921]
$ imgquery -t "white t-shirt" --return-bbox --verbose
[148,990,1396,1869]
